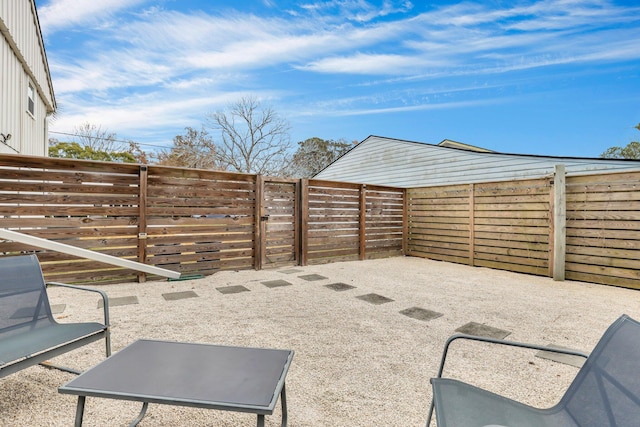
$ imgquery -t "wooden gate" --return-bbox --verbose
[259,179,299,268]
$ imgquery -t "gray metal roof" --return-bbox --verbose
[314,135,640,187]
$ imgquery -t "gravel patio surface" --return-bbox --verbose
[3,256,640,426]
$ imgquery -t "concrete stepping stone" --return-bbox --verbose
[325,282,356,291]
[535,345,587,368]
[357,293,394,305]
[298,274,328,281]
[162,290,198,301]
[400,307,442,322]
[455,322,511,339]
[217,285,250,295]
[262,279,293,288]
[98,296,138,308]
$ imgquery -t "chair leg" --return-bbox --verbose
[426,400,435,426]
[105,330,112,357]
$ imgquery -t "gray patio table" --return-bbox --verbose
[58,339,294,427]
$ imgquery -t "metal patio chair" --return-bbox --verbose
[0,254,111,378]
[427,314,640,427]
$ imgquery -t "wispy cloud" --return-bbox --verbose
[331,98,506,116]
[300,0,413,22]
[38,0,640,150]
[44,0,640,91]
[299,53,446,75]
[51,89,275,147]
[38,0,148,34]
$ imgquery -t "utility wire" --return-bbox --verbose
[48,131,172,150]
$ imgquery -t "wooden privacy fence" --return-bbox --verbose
[407,167,640,290]
[2,153,640,289]
[0,154,404,284]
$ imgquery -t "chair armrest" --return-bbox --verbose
[435,333,589,379]
[46,281,110,328]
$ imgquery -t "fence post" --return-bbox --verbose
[359,184,367,260]
[468,183,475,266]
[295,179,302,266]
[300,179,309,266]
[553,165,566,281]
[137,165,148,283]
[255,175,264,270]
[402,188,408,256]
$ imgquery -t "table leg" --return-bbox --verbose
[74,396,86,427]
[128,402,149,427]
[280,382,288,427]
[257,383,287,427]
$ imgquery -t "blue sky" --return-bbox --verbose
[38,0,640,157]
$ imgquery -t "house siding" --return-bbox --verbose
[315,136,640,187]
[0,0,55,156]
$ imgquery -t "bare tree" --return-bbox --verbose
[73,122,120,152]
[155,127,220,169]
[208,97,292,175]
[49,123,148,163]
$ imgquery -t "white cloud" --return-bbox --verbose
[50,90,265,146]
[299,53,446,75]
[300,0,413,23]
[38,0,147,34]
[321,98,505,117]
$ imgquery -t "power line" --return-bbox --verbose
[48,131,172,150]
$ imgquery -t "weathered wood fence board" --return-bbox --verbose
[364,188,404,258]
[261,179,298,268]
[473,179,551,276]
[0,156,142,283]
[407,170,640,289]
[303,180,362,264]
[407,178,553,275]
[406,184,471,265]
[143,166,257,280]
[565,173,640,289]
[302,180,404,265]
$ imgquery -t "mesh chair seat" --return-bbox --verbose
[0,322,106,366]
[432,379,576,427]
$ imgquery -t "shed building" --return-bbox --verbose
[314,135,640,187]
[0,0,56,156]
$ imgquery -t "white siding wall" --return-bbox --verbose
[0,35,21,153]
[0,0,54,156]
[315,136,640,187]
